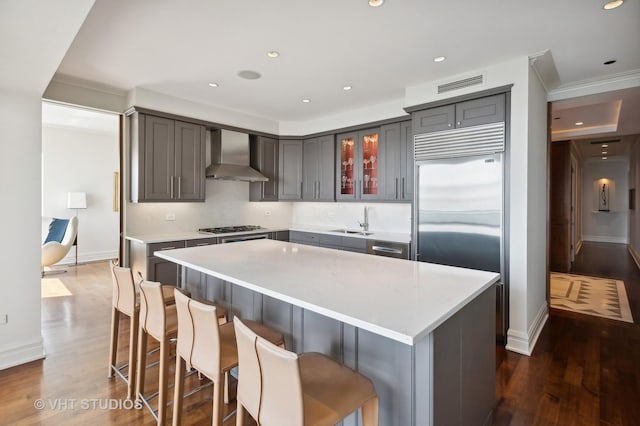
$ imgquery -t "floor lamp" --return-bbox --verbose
[67,192,87,265]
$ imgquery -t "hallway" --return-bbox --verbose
[494,242,640,425]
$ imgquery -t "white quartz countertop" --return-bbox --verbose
[125,226,410,244]
[155,239,498,345]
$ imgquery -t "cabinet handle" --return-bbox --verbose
[372,246,403,254]
[160,246,177,250]
[170,176,175,199]
[300,181,303,199]
[317,181,320,199]
[178,176,182,198]
[395,178,399,199]
[196,243,210,247]
[401,177,406,199]
[359,180,362,197]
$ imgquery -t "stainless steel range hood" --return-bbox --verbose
[205,129,268,182]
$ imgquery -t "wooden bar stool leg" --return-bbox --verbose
[108,306,120,377]
[127,312,139,400]
[212,379,224,426]
[172,356,185,426]
[157,339,170,425]
[235,403,245,426]
[361,396,379,426]
[136,328,148,401]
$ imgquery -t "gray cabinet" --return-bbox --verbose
[302,135,334,201]
[336,128,385,201]
[380,122,413,202]
[129,239,186,287]
[250,136,279,201]
[289,231,367,253]
[278,139,303,200]
[412,93,505,134]
[131,113,205,202]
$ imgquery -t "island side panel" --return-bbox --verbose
[432,285,495,426]
[358,328,414,426]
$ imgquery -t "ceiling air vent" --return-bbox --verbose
[437,74,483,94]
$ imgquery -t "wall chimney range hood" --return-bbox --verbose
[205,129,268,182]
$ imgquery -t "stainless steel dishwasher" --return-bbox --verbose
[366,240,410,259]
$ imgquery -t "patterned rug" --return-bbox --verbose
[550,273,633,323]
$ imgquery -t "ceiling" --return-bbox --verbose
[53,0,640,123]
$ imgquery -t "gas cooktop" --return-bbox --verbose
[198,225,264,234]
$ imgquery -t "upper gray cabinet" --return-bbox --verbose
[380,121,413,201]
[412,93,505,134]
[336,128,387,201]
[250,135,279,201]
[278,139,303,200]
[131,113,205,202]
[302,135,334,201]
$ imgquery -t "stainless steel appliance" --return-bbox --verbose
[219,233,269,243]
[366,240,410,259]
[198,225,264,234]
[414,122,508,341]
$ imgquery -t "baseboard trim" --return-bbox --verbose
[582,235,628,244]
[58,250,118,265]
[0,337,45,370]
[505,303,548,356]
[629,245,640,271]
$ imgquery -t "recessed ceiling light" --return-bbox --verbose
[604,59,617,65]
[368,0,384,7]
[603,0,623,10]
[302,99,311,103]
[208,82,219,88]
[575,121,584,126]
[237,70,262,80]
[267,51,280,58]
[343,85,352,91]
[602,144,609,148]
[433,56,446,63]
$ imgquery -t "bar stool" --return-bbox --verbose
[136,280,180,425]
[108,264,179,400]
[172,290,285,426]
[253,320,379,426]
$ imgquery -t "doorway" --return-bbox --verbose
[41,101,121,269]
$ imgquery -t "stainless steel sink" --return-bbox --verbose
[329,229,374,236]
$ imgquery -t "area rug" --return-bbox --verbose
[550,273,633,323]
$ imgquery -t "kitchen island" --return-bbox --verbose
[156,239,499,426]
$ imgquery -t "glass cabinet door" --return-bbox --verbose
[361,132,378,195]
[339,136,355,196]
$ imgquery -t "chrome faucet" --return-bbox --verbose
[358,206,369,232]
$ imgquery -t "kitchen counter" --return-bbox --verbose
[156,239,497,344]
[125,225,410,245]
[156,239,497,425]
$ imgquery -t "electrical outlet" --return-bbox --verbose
[0,314,7,325]
[165,213,176,221]
[264,210,272,216]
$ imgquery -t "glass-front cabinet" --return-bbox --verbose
[336,128,384,200]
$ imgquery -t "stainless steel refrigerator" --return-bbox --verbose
[413,122,508,341]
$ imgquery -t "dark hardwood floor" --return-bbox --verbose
[494,242,640,426]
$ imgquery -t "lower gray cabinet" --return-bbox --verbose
[129,240,186,287]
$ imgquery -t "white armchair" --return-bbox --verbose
[42,216,78,275]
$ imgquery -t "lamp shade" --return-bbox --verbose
[67,192,87,209]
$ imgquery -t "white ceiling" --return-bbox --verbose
[54,0,640,122]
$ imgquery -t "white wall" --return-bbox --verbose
[582,159,629,244]
[42,123,120,263]
[292,203,411,234]
[0,0,95,370]
[524,64,549,351]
